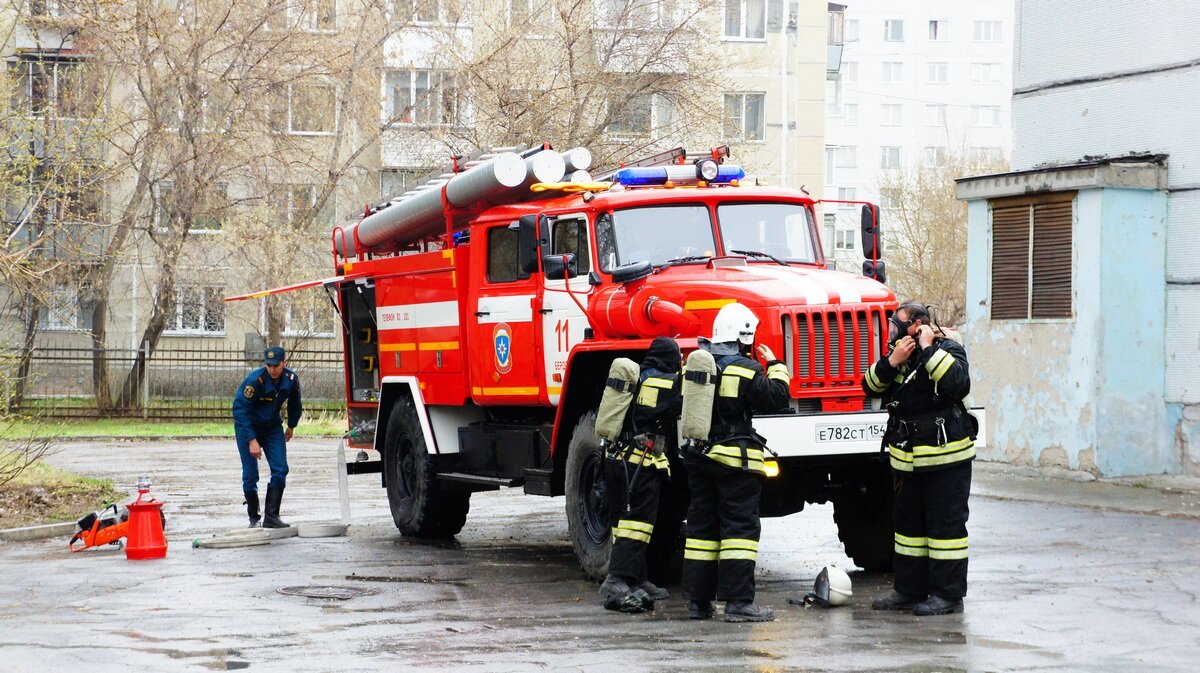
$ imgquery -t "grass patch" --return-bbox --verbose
[0,412,346,440]
[0,452,126,528]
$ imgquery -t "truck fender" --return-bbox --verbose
[375,376,439,456]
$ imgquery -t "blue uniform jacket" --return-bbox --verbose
[232,367,303,443]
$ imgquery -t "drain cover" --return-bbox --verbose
[277,585,380,600]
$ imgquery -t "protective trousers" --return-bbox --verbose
[892,460,971,599]
[681,456,763,603]
[237,424,289,493]
[604,454,664,583]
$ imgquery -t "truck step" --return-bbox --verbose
[437,472,520,489]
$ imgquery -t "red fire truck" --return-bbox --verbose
[234,145,897,579]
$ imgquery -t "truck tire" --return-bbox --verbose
[565,411,611,580]
[833,464,894,572]
[383,397,470,538]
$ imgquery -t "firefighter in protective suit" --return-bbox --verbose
[681,302,790,622]
[599,336,683,613]
[864,301,975,616]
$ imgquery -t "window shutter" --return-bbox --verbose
[990,202,1030,319]
[1031,197,1073,318]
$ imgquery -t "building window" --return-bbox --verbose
[923,146,947,167]
[511,0,554,30]
[301,0,336,30]
[882,62,904,83]
[834,229,855,251]
[970,147,1004,164]
[971,62,1003,84]
[881,103,902,126]
[268,184,334,228]
[725,92,765,141]
[400,0,467,25]
[270,84,336,134]
[880,146,901,169]
[843,103,858,126]
[384,69,465,127]
[608,92,675,138]
[380,168,432,199]
[157,181,229,232]
[724,0,766,40]
[974,20,1001,42]
[9,56,97,119]
[602,0,679,28]
[928,19,947,41]
[167,285,226,335]
[834,146,857,168]
[837,187,856,201]
[883,19,904,42]
[925,104,946,127]
[845,18,858,42]
[825,79,842,116]
[927,62,948,84]
[282,300,336,337]
[842,61,858,84]
[487,225,529,283]
[990,193,1074,320]
[39,283,93,331]
[550,218,591,273]
[972,105,1001,127]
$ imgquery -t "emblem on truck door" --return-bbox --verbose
[494,323,513,374]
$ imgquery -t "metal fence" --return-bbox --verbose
[2,341,346,420]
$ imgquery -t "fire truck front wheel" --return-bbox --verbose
[832,462,894,572]
[383,397,470,538]
[565,411,611,581]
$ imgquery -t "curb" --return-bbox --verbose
[0,521,74,542]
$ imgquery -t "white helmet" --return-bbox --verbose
[711,302,758,345]
[814,566,853,606]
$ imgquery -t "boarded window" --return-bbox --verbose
[989,193,1074,319]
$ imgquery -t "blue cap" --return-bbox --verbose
[264,346,286,365]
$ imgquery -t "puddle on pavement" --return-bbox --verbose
[333,574,471,588]
[277,585,381,600]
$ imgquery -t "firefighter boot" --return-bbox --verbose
[912,595,964,616]
[637,580,670,601]
[687,600,715,620]
[599,575,632,611]
[872,590,924,611]
[244,491,260,528]
[262,486,291,529]
[724,601,775,623]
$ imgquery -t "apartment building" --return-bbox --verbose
[823,0,1013,268]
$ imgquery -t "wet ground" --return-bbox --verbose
[1,439,1198,672]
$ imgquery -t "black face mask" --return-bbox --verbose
[888,314,911,343]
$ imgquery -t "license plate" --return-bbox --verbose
[815,422,886,443]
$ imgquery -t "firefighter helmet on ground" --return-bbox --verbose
[813,565,853,606]
[711,302,758,345]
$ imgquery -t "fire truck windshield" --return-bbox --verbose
[596,204,715,271]
[717,202,819,264]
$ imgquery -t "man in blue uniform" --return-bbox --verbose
[232,346,302,528]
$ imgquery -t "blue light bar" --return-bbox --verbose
[612,164,746,187]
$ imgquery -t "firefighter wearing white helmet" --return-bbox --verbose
[680,301,790,623]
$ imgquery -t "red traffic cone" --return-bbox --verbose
[125,476,167,560]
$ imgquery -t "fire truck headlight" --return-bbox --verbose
[763,459,780,478]
[696,159,719,181]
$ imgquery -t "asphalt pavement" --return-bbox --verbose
[0,439,1197,672]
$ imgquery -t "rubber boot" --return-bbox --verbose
[636,580,670,601]
[912,595,964,616]
[244,492,260,528]
[262,485,291,529]
[724,601,775,623]
[872,590,924,611]
[688,600,715,620]
[617,588,654,614]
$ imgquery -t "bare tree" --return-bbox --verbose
[876,152,1009,326]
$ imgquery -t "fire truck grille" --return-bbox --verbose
[785,308,886,386]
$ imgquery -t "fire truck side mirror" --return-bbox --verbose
[862,260,887,284]
[543,253,578,280]
[860,205,881,260]
[517,214,549,274]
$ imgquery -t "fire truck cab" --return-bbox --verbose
[243,146,902,580]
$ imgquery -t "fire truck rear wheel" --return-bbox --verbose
[565,411,611,581]
[833,464,894,572]
[383,397,470,538]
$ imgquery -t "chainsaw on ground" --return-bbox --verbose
[69,504,130,552]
